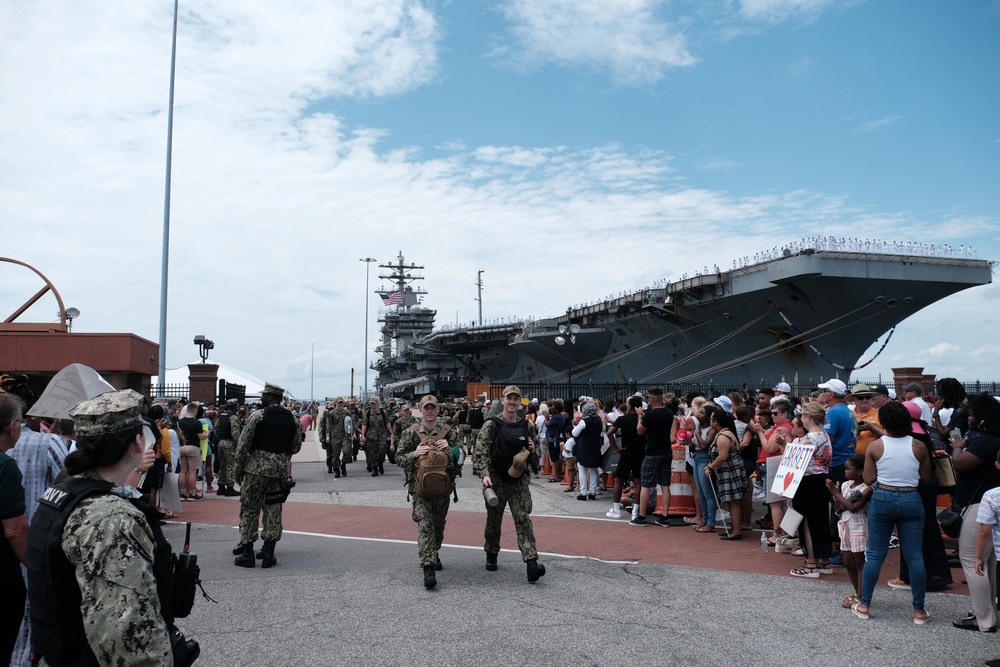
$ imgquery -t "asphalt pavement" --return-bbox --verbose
[162,426,996,666]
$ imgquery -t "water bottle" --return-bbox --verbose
[760,531,769,553]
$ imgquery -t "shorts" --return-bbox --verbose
[838,515,868,553]
[179,445,202,471]
[615,453,643,481]
[640,454,670,488]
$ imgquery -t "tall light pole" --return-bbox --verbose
[475,270,484,326]
[310,342,314,402]
[554,323,580,388]
[360,257,377,399]
[157,0,180,397]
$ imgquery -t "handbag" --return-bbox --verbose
[932,451,956,489]
[937,505,964,539]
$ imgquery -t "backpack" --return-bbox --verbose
[412,424,455,499]
[488,416,531,480]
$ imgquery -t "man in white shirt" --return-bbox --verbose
[902,383,932,424]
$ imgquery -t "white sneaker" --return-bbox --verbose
[606,508,621,519]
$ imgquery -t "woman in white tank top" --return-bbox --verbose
[852,401,931,624]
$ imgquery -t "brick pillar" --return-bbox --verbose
[188,363,219,405]
[891,367,936,395]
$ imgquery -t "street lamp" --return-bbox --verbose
[193,335,214,363]
[554,323,580,388]
[360,257,377,399]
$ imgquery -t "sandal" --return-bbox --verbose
[682,517,700,525]
[953,617,997,632]
[851,602,870,620]
[842,594,860,609]
[816,561,833,575]
[913,610,931,625]
[790,562,821,579]
[694,525,716,533]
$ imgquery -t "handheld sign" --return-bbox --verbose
[769,442,816,498]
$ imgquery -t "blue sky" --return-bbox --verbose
[1,0,998,399]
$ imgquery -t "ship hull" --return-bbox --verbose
[376,250,993,396]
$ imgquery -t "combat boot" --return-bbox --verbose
[378,464,384,475]
[234,544,255,568]
[334,469,340,478]
[435,556,443,571]
[259,540,277,569]
[526,559,546,582]
[486,553,497,571]
[327,465,334,474]
[341,464,347,477]
[423,566,437,589]
[232,541,245,555]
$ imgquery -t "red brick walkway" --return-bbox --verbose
[174,497,967,595]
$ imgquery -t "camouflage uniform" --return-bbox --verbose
[319,403,351,473]
[56,480,173,665]
[468,403,487,455]
[392,410,418,446]
[474,417,539,562]
[217,409,243,490]
[362,406,392,472]
[456,403,472,453]
[396,420,456,567]
[234,406,303,545]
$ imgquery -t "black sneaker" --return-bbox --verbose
[653,515,671,527]
[629,516,648,526]
[423,566,437,589]
[486,553,498,571]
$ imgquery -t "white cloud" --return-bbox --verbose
[493,0,696,85]
[855,115,903,133]
[739,0,852,24]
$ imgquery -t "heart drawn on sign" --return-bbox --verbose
[782,473,793,493]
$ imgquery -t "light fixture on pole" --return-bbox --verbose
[554,323,580,386]
[360,257,377,399]
[193,335,214,363]
[63,307,80,332]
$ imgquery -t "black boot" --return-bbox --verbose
[378,464,384,475]
[423,565,437,589]
[486,553,497,571]
[234,543,255,568]
[328,465,334,474]
[371,469,379,477]
[232,541,245,555]
[334,469,340,478]
[435,556,443,571]
[526,559,546,582]
[259,540,277,569]
[341,465,347,477]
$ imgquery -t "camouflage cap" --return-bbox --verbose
[69,389,144,437]
[226,398,239,407]
[261,382,285,398]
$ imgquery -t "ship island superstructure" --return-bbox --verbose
[374,242,993,399]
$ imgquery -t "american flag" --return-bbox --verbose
[378,291,403,306]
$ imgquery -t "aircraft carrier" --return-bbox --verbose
[373,242,993,398]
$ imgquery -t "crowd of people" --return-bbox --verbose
[4,369,1000,665]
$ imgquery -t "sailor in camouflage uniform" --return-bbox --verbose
[392,403,418,450]
[27,390,175,666]
[474,385,546,582]
[215,398,243,496]
[396,394,456,588]
[360,397,392,477]
[319,397,351,477]
[233,382,302,568]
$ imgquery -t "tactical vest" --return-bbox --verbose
[252,405,299,454]
[467,407,485,430]
[487,416,530,480]
[215,413,233,441]
[27,477,176,667]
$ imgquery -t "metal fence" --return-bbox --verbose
[472,379,1000,404]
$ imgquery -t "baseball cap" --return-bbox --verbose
[70,389,146,437]
[502,385,521,398]
[775,382,791,393]
[817,379,847,396]
[870,384,890,396]
[419,395,439,408]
